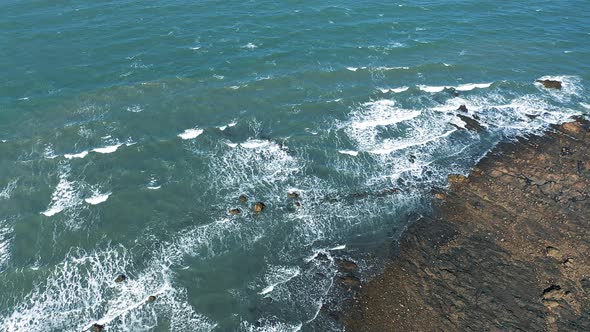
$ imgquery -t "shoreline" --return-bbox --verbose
[345,118,590,331]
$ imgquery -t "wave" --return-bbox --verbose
[178,128,204,140]
[85,192,111,205]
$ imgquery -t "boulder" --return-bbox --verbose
[147,295,157,303]
[228,208,241,215]
[536,79,562,90]
[238,195,248,203]
[115,274,127,283]
[92,323,104,332]
[253,202,266,212]
[457,105,468,112]
[288,192,299,199]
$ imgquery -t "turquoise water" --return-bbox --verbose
[1,1,589,330]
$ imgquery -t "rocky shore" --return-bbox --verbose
[346,119,590,331]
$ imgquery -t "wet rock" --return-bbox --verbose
[294,202,302,208]
[338,275,361,289]
[457,114,484,132]
[408,155,416,163]
[335,258,359,272]
[228,208,241,215]
[536,79,562,90]
[115,274,127,283]
[448,174,468,185]
[288,192,299,199]
[546,246,560,258]
[147,295,157,303]
[253,202,266,212]
[92,323,105,332]
[434,193,446,200]
[457,105,468,112]
[315,253,330,261]
[238,195,248,203]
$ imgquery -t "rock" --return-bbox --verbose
[335,258,359,272]
[560,147,572,156]
[92,323,105,332]
[546,246,560,258]
[448,174,468,184]
[457,114,484,132]
[434,193,446,200]
[536,79,562,90]
[408,155,416,163]
[338,275,361,289]
[561,122,585,135]
[228,208,241,215]
[238,195,248,203]
[288,192,299,199]
[294,202,302,208]
[147,295,157,302]
[115,274,127,283]
[563,257,575,268]
[315,253,330,261]
[457,105,468,112]
[253,202,266,212]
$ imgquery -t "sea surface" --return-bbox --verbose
[1,1,589,331]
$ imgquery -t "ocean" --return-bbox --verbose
[1,0,589,330]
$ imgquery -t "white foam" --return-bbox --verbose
[190,46,201,50]
[43,145,58,159]
[41,167,81,217]
[93,144,123,154]
[329,244,346,250]
[338,150,359,156]
[64,150,89,159]
[127,105,143,113]
[418,85,447,93]
[178,128,204,140]
[0,220,12,269]
[535,75,582,101]
[455,82,493,91]
[240,139,272,149]
[346,66,366,72]
[581,103,590,109]
[351,100,421,129]
[368,129,456,154]
[85,192,110,205]
[379,87,409,93]
[243,42,258,49]
[219,122,236,131]
[0,179,18,200]
[258,266,301,296]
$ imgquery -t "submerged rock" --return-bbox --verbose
[238,195,248,203]
[457,114,484,132]
[536,79,562,90]
[288,192,299,199]
[147,295,157,302]
[253,202,266,212]
[114,274,127,283]
[335,258,359,272]
[228,208,241,215]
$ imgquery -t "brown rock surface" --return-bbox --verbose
[346,119,590,332]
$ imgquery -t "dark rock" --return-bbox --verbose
[92,323,104,332]
[315,253,329,261]
[335,258,359,272]
[561,146,572,156]
[288,192,299,199]
[457,114,484,132]
[228,208,241,215]
[347,119,590,332]
[536,79,562,90]
[294,202,302,208]
[338,275,361,289]
[457,104,468,112]
[238,195,248,203]
[147,295,156,302]
[253,202,266,212]
[114,274,127,283]
[408,155,416,163]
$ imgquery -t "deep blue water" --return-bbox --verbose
[1,1,589,331]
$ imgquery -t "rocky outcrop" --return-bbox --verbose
[114,274,127,283]
[537,79,562,90]
[347,119,590,332]
[253,202,266,212]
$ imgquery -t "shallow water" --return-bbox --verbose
[1,1,589,331]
